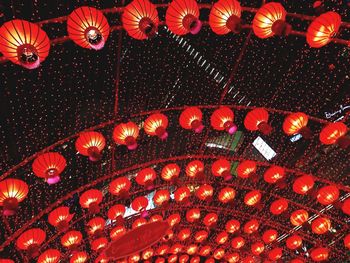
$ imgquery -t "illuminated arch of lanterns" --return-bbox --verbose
[0,0,349,69]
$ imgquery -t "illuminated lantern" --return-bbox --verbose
[231,236,245,249]
[310,247,329,262]
[144,113,168,140]
[185,160,205,179]
[344,234,350,249]
[0,178,28,216]
[165,0,201,35]
[110,225,126,240]
[251,242,265,255]
[87,217,105,237]
[75,131,106,161]
[311,217,331,234]
[199,245,211,256]
[168,255,178,263]
[131,196,149,217]
[178,228,191,241]
[170,243,183,254]
[225,219,240,233]
[268,247,283,261]
[236,160,257,179]
[262,229,278,244]
[283,112,311,138]
[290,209,309,226]
[16,228,46,258]
[107,204,126,224]
[286,234,303,250]
[179,107,204,133]
[195,184,213,201]
[109,177,131,198]
[212,159,232,181]
[226,253,240,263]
[319,122,349,149]
[32,152,66,184]
[194,230,208,242]
[216,231,228,244]
[263,166,285,184]
[48,206,74,231]
[213,248,225,260]
[244,190,261,206]
[142,248,154,260]
[210,107,237,134]
[179,255,189,263]
[128,254,140,263]
[136,168,157,190]
[218,187,235,203]
[203,213,218,227]
[67,7,109,50]
[70,251,88,263]
[186,208,201,223]
[270,198,288,215]
[155,259,165,263]
[241,256,255,263]
[244,219,259,234]
[79,189,103,214]
[293,175,315,195]
[37,249,61,263]
[209,0,242,35]
[0,19,50,69]
[91,237,108,252]
[244,108,272,134]
[342,199,350,215]
[153,189,170,206]
[95,254,108,263]
[174,186,191,203]
[186,244,198,255]
[167,213,181,226]
[307,12,341,48]
[253,2,290,38]
[113,122,139,150]
[156,245,169,255]
[122,0,159,39]
[190,256,200,263]
[61,230,82,250]
[163,229,173,241]
[161,163,180,182]
[317,185,339,205]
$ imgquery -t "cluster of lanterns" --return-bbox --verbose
[0,0,346,69]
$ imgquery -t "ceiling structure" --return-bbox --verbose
[0,0,349,263]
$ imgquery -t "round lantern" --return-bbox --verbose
[153,189,170,206]
[185,160,205,179]
[319,122,349,149]
[290,209,309,226]
[236,160,257,179]
[244,219,259,234]
[61,230,82,250]
[213,248,225,260]
[195,184,213,201]
[203,212,218,227]
[190,256,201,263]
[156,244,169,255]
[231,236,245,249]
[122,0,159,39]
[48,206,74,231]
[310,247,329,262]
[37,249,61,263]
[95,255,108,263]
[268,247,283,261]
[270,198,288,215]
[263,166,285,184]
[307,12,341,48]
[178,228,191,241]
[107,204,126,224]
[218,187,235,203]
[174,186,191,203]
[342,199,350,215]
[244,108,272,134]
[186,208,201,223]
[225,219,240,233]
[109,176,131,198]
[67,6,109,50]
[170,243,183,254]
[199,245,211,256]
[286,234,302,250]
[186,244,198,255]
[142,248,154,260]
[167,213,181,226]
[0,178,28,216]
[311,217,331,234]
[113,122,139,150]
[87,217,105,237]
[262,229,278,244]
[16,228,46,258]
[110,225,126,240]
[91,237,108,252]
[344,233,350,249]
[179,254,189,263]
[179,106,204,133]
[79,189,103,214]
[251,241,265,255]
[136,167,157,190]
[75,131,106,161]
[131,196,148,217]
[210,107,237,134]
[32,152,66,184]
[283,112,311,138]
[144,113,169,140]
[244,190,261,206]
[165,0,201,35]
[211,159,232,180]
[0,19,50,69]
[293,175,314,195]
[70,251,88,263]
[161,163,180,182]
[317,185,339,205]
[194,230,208,242]
[226,253,240,263]
[215,231,228,244]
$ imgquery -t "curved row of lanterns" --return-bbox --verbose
[0,0,346,69]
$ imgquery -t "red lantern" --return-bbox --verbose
[286,234,302,250]
[87,217,105,236]
[310,247,329,262]
[91,237,108,252]
[186,244,198,255]
[212,159,232,181]
[185,160,205,179]
[75,131,106,161]
[342,199,350,215]
[136,168,157,190]
[179,107,204,133]
[209,0,242,35]
[67,7,109,50]
[283,112,311,138]
[293,175,314,195]
[190,256,200,263]
[244,108,272,134]
[178,228,191,241]
[167,213,181,226]
[0,178,28,216]
[165,0,201,35]
[195,184,213,201]
[107,204,126,223]
[262,229,278,244]
[244,190,261,206]
[186,208,200,223]
[37,249,61,263]
[251,241,265,255]
[194,230,208,242]
[244,219,259,234]
[110,225,126,240]
[0,20,50,69]
[311,217,331,234]
[344,233,350,249]
[153,189,170,206]
[218,187,235,203]
[170,243,183,254]
[199,245,211,256]
[226,253,240,263]
[142,248,154,260]
[128,253,140,262]
[95,254,108,263]
[203,212,218,227]
[179,255,189,263]
[156,245,169,255]
[268,247,283,261]
[319,122,349,148]
[213,248,225,260]
[48,206,74,231]
[210,107,237,134]
[270,198,288,215]
[225,219,240,233]
[290,209,309,226]
[131,196,148,217]
[16,228,46,258]
[32,152,66,184]
[231,236,245,249]
[263,166,285,184]
[61,230,82,250]
[161,163,180,182]
[109,177,131,198]
[174,186,191,203]
[122,0,159,39]
[79,189,103,214]
[216,231,228,244]
[307,12,341,48]
[241,256,255,263]
[113,122,139,150]
[236,160,257,179]
[317,185,339,205]
[143,113,169,140]
[70,251,88,263]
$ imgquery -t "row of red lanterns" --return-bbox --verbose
[0,0,345,69]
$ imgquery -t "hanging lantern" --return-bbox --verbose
[16,228,46,258]
[128,253,140,262]
[67,6,109,50]
[311,217,331,234]
[70,251,88,263]
[109,176,131,198]
[144,113,169,140]
[263,166,285,184]
[218,187,235,203]
[122,0,159,39]
[262,229,278,244]
[161,163,180,182]
[133,217,148,229]
[165,0,201,35]
[113,122,139,150]
[61,230,83,250]
[79,189,103,214]
[310,247,329,262]
[195,184,213,201]
[153,189,170,206]
[199,246,212,256]
[32,152,66,184]
[342,199,350,215]
[243,219,259,234]
[319,122,349,149]
[209,0,242,35]
[203,212,218,227]
[91,237,108,252]
[37,249,61,263]
[210,107,237,134]
[87,217,105,237]
[178,228,191,241]
[110,225,126,240]
[244,190,261,206]
[185,160,205,179]
[286,234,303,250]
[344,234,350,249]
[174,186,191,203]
[290,209,309,226]
[186,208,201,223]
[270,198,288,215]
[194,230,208,242]
[212,159,232,181]
[283,112,312,138]
[317,185,339,205]
[0,178,28,216]
[170,243,183,254]
[0,20,50,69]
[251,241,265,255]
[226,253,240,263]
[293,175,315,195]
[136,168,157,190]
[215,231,228,244]
[179,255,189,263]
[75,131,106,161]
[225,219,240,233]
[213,248,225,260]
[156,245,169,255]
[307,12,341,48]
[231,236,245,249]
[107,204,126,225]
[244,108,272,135]
[131,196,149,217]
[236,160,257,179]
[186,244,198,255]
[268,247,283,261]
[167,213,181,226]
[190,256,201,263]
[48,206,74,231]
[179,107,204,133]
[95,255,108,263]
[142,248,154,260]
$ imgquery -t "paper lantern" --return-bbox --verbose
[75,131,106,161]
[87,217,105,236]
[211,159,232,180]
[0,178,28,216]
[190,256,201,263]
[231,236,245,249]
[186,208,201,223]
[91,237,108,252]
[79,189,103,213]
[319,122,349,149]
[37,249,61,263]
[244,190,261,206]
[317,185,339,205]
[293,175,315,195]
[270,198,288,215]
[226,253,240,263]
[167,213,181,226]
[179,107,204,133]
[251,242,265,255]
[109,176,131,198]
[185,160,205,179]
[110,225,126,240]
[290,209,309,226]
[136,168,157,190]
[311,217,331,234]
[215,231,228,244]
[268,247,283,261]
[203,212,218,227]
[213,248,225,260]
[195,184,213,201]
[194,230,208,242]
[178,228,191,241]
[70,251,88,263]
[174,186,191,203]
[283,112,311,138]
[142,248,154,260]
[113,122,139,150]
[156,245,169,255]
[48,206,74,231]
[131,196,148,217]
[32,152,66,184]
[244,219,259,234]
[344,233,350,249]
[186,244,198,255]
[225,219,240,233]
[153,189,170,206]
[210,107,237,134]
[16,228,46,258]
[199,245,211,256]
[263,166,285,184]
[107,204,126,223]
[286,234,302,250]
[161,163,180,182]
[310,247,329,262]
[342,199,350,215]
[170,243,183,254]
[61,230,82,250]
[144,113,169,139]
[218,187,235,203]
[262,229,278,244]
[236,160,257,179]
[244,108,272,134]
